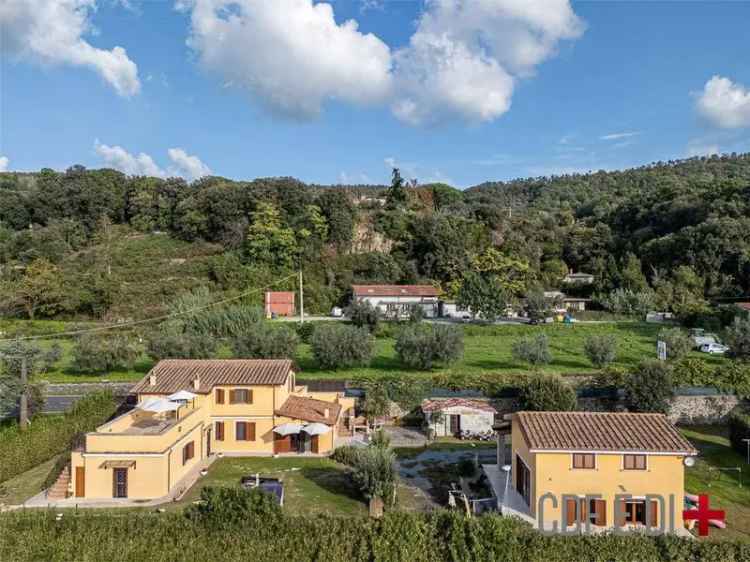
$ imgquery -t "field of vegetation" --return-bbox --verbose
[0,319,727,384]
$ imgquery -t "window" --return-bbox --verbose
[230,389,253,404]
[182,441,195,465]
[236,421,256,441]
[572,453,595,469]
[215,389,225,404]
[215,421,224,441]
[623,454,647,470]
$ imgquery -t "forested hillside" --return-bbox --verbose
[1,153,749,321]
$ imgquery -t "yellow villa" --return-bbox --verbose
[488,411,697,533]
[66,359,355,501]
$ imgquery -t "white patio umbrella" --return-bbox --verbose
[273,423,303,436]
[167,390,197,401]
[301,423,330,436]
[138,398,181,413]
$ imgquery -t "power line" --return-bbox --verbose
[0,272,298,344]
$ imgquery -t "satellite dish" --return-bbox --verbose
[684,457,696,467]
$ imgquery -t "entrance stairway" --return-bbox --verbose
[46,465,71,500]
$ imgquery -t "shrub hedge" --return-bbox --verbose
[1,509,749,562]
[0,391,117,483]
[729,404,750,456]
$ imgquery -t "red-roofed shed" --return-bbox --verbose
[265,291,295,318]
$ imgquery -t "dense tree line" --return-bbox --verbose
[1,153,749,320]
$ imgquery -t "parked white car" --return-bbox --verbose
[700,343,729,355]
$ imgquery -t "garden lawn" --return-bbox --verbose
[6,320,726,383]
[0,456,60,506]
[683,425,750,541]
[172,457,366,516]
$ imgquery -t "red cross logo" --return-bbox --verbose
[683,494,725,536]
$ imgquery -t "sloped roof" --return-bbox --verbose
[515,411,697,455]
[421,398,497,413]
[352,285,441,297]
[736,302,750,311]
[131,359,293,395]
[275,395,340,425]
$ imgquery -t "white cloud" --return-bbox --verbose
[696,76,750,129]
[182,0,392,119]
[95,141,166,176]
[600,131,639,141]
[686,142,720,158]
[384,157,397,169]
[0,0,140,96]
[338,171,373,184]
[0,156,9,172]
[167,148,211,181]
[391,0,584,125]
[94,142,211,180]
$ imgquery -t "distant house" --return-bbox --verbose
[543,291,590,313]
[265,291,295,318]
[421,398,496,437]
[563,271,595,285]
[352,285,441,319]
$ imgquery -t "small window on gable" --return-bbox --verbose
[572,453,595,469]
[230,389,253,404]
[623,454,647,470]
[215,389,225,404]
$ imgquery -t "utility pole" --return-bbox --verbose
[299,268,305,324]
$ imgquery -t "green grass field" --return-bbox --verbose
[683,426,750,541]
[0,319,727,383]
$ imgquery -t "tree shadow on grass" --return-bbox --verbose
[298,467,364,506]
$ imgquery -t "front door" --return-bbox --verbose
[274,434,292,454]
[113,468,128,498]
[75,466,85,497]
[449,415,461,436]
[515,455,531,506]
[311,435,319,454]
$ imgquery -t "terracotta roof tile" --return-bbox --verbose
[515,411,697,455]
[421,398,497,413]
[352,285,441,297]
[275,395,340,425]
[131,359,293,395]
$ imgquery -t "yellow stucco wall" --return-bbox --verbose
[210,417,276,454]
[512,423,686,529]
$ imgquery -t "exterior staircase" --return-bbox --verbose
[46,465,71,500]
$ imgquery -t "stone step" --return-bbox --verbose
[46,465,71,500]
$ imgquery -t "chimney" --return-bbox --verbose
[324,408,329,419]
[193,377,200,390]
[149,375,156,386]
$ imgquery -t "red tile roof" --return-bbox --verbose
[515,411,697,455]
[275,395,341,425]
[352,284,441,297]
[130,359,293,395]
[736,302,750,311]
[421,398,497,413]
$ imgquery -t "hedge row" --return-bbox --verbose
[1,509,748,562]
[0,391,117,483]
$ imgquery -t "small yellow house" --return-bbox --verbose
[67,359,355,501]
[498,411,697,532]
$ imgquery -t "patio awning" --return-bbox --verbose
[100,460,136,469]
[301,423,330,436]
[273,423,303,436]
[167,390,197,401]
[138,398,181,413]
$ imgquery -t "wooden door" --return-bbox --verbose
[565,499,577,526]
[113,468,128,498]
[311,435,319,454]
[594,499,607,526]
[649,500,658,527]
[449,415,461,436]
[274,434,292,454]
[75,466,85,498]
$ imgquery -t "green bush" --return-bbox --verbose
[0,391,117,484]
[331,445,361,467]
[518,374,576,411]
[186,486,281,529]
[310,324,373,369]
[657,327,693,362]
[146,331,218,360]
[395,324,463,370]
[232,324,299,359]
[725,318,750,360]
[671,357,716,387]
[511,334,551,369]
[347,300,380,331]
[295,322,316,344]
[71,334,140,373]
[583,334,617,369]
[624,360,674,413]
[457,457,476,478]
[351,444,397,507]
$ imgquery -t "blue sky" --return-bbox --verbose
[2,0,750,187]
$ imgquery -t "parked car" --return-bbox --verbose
[700,343,729,355]
[330,306,344,317]
[691,328,719,349]
[448,311,472,322]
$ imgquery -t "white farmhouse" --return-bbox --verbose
[352,285,441,319]
[421,398,497,438]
